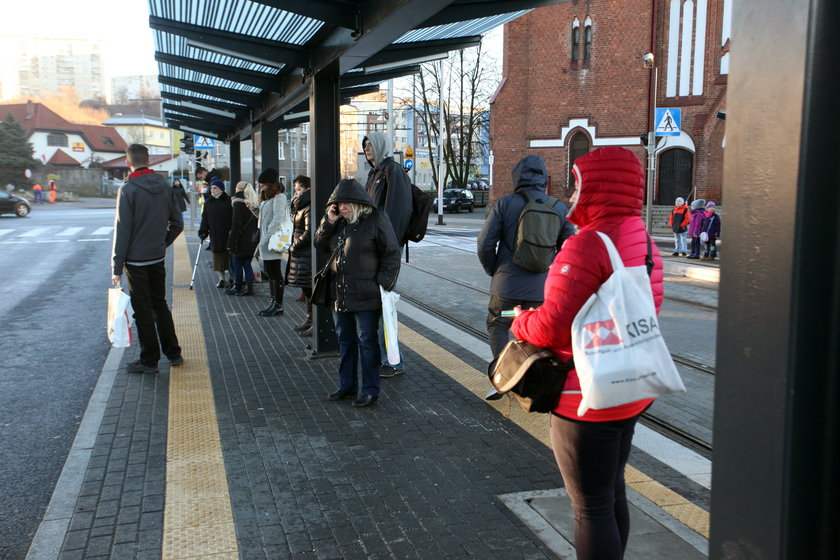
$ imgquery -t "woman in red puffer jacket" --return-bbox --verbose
[510,146,663,560]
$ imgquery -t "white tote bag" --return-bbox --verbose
[379,286,401,365]
[571,232,685,416]
[107,288,134,348]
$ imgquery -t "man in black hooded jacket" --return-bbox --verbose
[112,144,184,374]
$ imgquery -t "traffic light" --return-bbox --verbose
[180,135,194,154]
[195,150,203,162]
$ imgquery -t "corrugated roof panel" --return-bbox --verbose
[160,84,249,106]
[158,64,263,93]
[397,11,530,43]
[153,31,282,73]
[149,0,323,44]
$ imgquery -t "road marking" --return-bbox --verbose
[36,239,70,243]
[18,227,50,237]
[77,238,110,242]
[57,227,84,236]
[0,229,12,237]
[91,227,113,235]
[163,235,238,559]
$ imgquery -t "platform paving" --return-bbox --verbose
[30,231,711,559]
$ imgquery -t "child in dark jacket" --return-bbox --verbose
[686,199,707,259]
[700,201,721,260]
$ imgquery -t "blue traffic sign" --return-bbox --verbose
[194,135,216,149]
[404,159,414,170]
[655,108,681,136]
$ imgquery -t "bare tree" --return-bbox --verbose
[407,42,498,190]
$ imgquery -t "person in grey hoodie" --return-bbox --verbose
[362,131,413,377]
[477,155,575,392]
[111,144,184,374]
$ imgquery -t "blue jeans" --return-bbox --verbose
[332,309,381,397]
[34,190,43,204]
[673,232,687,253]
[232,256,254,285]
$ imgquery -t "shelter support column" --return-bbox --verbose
[710,0,840,558]
[229,138,241,185]
[254,120,279,180]
[308,59,340,356]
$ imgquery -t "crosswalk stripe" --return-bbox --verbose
[18,228,50,238]
[0,230,12,237]
[91,227,113,235]
[58,227,84,236]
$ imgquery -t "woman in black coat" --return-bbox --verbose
[314,178,400,408]
[198,183,233,288]
[286,175,313,334]
[172,178,189,213]
[226,181,260,296]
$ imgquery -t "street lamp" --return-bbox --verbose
[643,53,658,233]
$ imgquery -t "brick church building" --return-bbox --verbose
[490,0,731,208]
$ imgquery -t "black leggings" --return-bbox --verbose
[549,413,639,560]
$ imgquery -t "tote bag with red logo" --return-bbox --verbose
[571,232,685,416]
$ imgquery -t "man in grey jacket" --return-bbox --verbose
[363,132,412,377]
[477,155,575,395]
[112,144,184,374]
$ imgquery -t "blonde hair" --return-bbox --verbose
[236,181,259,206]
[345,202,373,224]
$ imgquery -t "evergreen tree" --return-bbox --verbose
[0,113,39,189]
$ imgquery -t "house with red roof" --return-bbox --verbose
[0,101,127,167]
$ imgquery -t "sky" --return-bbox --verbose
[7,0,159,79]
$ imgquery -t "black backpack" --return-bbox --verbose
[511,192,563,273]
[403,184,432,245]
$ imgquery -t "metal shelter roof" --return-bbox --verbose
[148,0,565,140]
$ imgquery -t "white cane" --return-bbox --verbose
[189,238,203,290]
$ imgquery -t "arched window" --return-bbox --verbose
[568,131,590,195]
[583,17,593,63]
[571,18,581,63]
[47,133,68,147]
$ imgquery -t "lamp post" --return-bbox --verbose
[643,53,657,233]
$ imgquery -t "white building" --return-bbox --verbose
[0,35,106,101]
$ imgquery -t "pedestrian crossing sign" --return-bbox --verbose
[655,108,681,136]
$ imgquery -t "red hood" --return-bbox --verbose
[568,147,644,227]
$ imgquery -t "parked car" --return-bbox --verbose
[0,190,31,217]
[433,188,474,213]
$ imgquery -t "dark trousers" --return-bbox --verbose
[263,259,285,304]
[487,294,543,358]
[232,256,254,285]
[549,413,640,560]
[125,262,181,366]
[703,237,718,258]
[689,236,702,257]
[332,309,381,397]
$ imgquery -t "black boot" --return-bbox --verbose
[294,299,312,331]
[225,284,242,295]
[272,280,285,315]
[237,283,254,296]
[258,299,276,315]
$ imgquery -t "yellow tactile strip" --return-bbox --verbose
[399,324,711,539]
[162,235,238,559]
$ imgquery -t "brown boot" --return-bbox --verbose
[295,290,306,302]
[300,325,313,337]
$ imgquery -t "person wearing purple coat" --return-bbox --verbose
[700,201,722,261]
[686,199,707,259]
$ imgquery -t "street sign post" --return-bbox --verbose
[194,135,216,150]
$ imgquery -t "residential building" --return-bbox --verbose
[0,36,105,101]
[111,75,160,105]
[104,114,177,155]
[490,0,729,207]
[0,101,126,167]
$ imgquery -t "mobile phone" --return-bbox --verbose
[500,310,516,317]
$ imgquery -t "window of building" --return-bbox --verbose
[568,131,590,195]
[571,18,581,63]
[291,142,297,161]
[47,133,68,147]
[583,17,593,63]
[102,137,114,146]
[279,141,285,160]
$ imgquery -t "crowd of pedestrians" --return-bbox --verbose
[114,140,717,560]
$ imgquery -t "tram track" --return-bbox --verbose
[401,287,715,457]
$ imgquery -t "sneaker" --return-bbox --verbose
[379,365,405,378]
[671,251,679,256]
[169,355,184,366]
[126,360,158,374]
[681,252,687,257]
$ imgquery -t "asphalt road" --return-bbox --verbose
[0,201,115,559]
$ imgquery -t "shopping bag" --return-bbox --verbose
[571,232,685,416]
[268,220,293,254]
[107,288,134,348]
[379,286,401,366]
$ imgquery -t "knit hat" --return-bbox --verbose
[258,168,279,184]
[691,199,706,210]
[675,197,685,205]
[706,201,716,208]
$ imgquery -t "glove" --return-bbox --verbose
[198,232,207,241]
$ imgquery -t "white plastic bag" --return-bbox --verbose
[107,288,134,348]
[571,232,685,416]
[380,286,401,366]
[699,231,709,243]
[268,221,293,253]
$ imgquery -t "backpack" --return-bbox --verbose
[511,192,563,273]
[403,184,432,245]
